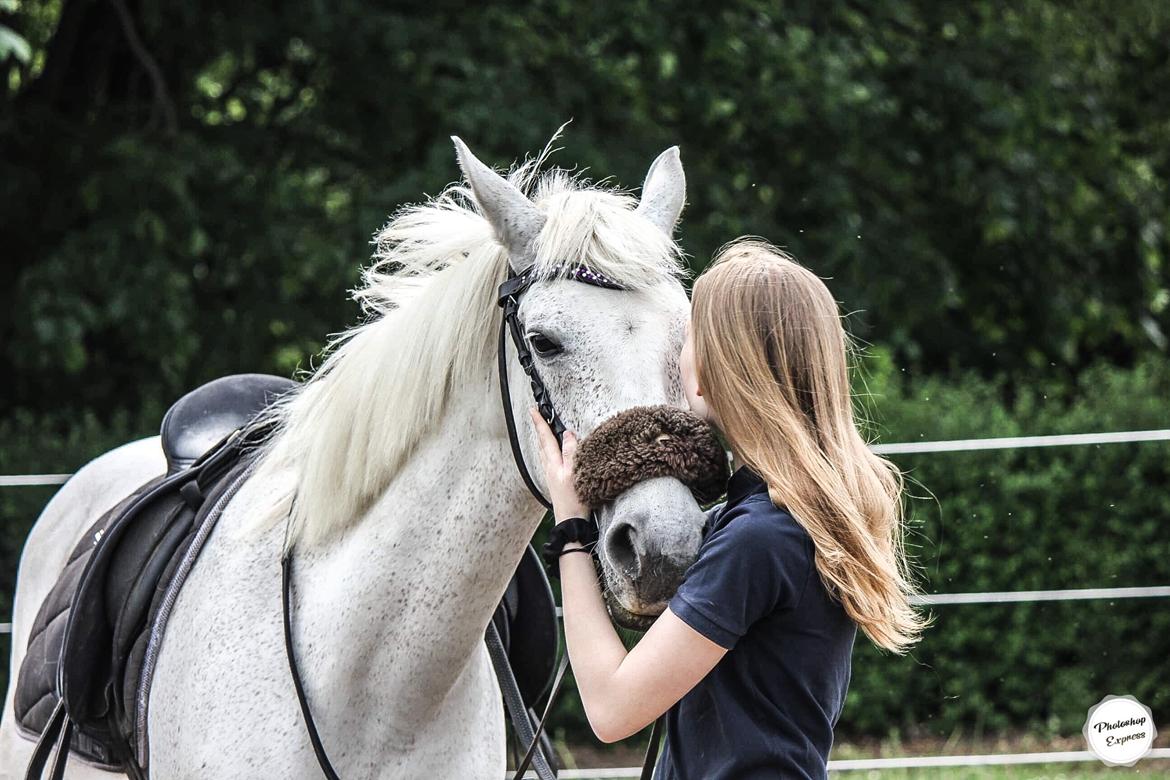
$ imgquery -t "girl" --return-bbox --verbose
[530,238,930,779]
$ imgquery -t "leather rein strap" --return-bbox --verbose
[496,265,664,780]
[282,263,664,780]
[282,555,342,780]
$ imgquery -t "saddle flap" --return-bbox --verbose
[12,474,173,770]
[16,375,287,776]
[108,501,196,717]
[501,544,559,707]
[59,471,187,725]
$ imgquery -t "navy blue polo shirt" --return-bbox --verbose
[654,465,857,780]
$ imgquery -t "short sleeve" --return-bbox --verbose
[668,501,811,649]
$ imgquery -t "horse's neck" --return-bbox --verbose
[291,380,542,738]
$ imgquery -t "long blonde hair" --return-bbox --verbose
[691,238,930,653]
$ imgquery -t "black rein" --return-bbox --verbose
[282,264,664,780]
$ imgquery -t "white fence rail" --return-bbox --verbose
[870,427,1170,455]
[0,473,70,487]
[910,585,1170,605]
[2,428,1168,488]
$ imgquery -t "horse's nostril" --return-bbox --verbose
[606,521,640,577]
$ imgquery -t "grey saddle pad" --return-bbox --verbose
[14,374,292,776]
[14,427,258,775]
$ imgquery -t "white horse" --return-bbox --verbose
[1,138,708,778]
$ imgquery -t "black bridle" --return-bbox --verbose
[494,264,663,780]
[496,264,623,508]
[283,262,663,780]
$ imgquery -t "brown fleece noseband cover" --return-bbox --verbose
[573,405,730,506]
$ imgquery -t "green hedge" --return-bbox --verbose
[2,357,1167,743]
[839,352,1170,739]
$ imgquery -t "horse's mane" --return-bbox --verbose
[254,155,685,549]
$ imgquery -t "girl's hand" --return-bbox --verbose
[528,407,591,520]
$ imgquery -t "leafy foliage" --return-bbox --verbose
[3,1,1169,421]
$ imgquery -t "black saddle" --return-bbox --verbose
[15,373,559,778]
[14,376,287,778]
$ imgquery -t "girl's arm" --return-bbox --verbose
[529,409,728,743]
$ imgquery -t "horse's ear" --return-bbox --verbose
[635,146,686,237]
[452,136,545,272]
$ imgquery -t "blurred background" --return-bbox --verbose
[2,0,1168,775]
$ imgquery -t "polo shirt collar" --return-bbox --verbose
[726,464,768,506]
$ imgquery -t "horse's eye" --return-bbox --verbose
[527,332,563,357]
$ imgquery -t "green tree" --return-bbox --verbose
[3,1,1169,421]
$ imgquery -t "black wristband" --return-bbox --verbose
[543,516,599,579]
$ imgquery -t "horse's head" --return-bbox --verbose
[454,138,709,630]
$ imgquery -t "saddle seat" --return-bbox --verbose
[160,373,295,474]
[15,373,560,777]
